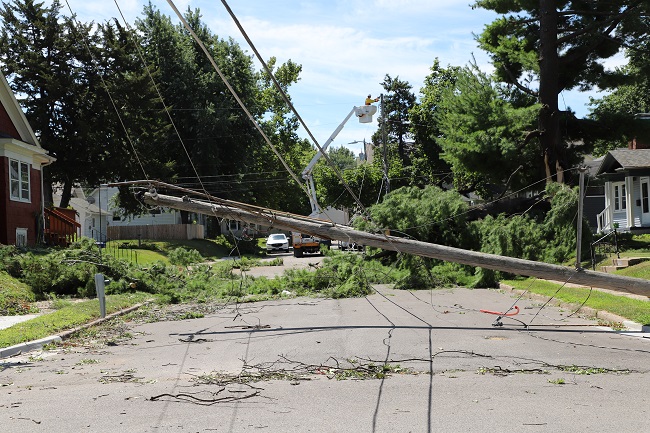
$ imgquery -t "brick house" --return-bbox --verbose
[0,70,55,246]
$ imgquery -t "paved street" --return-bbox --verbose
[1,286,649,432]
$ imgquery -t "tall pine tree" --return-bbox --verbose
[474,0,649,183]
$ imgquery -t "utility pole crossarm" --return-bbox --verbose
[144,192,650,298]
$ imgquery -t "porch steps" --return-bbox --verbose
[600,257,650,273]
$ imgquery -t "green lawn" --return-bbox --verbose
[614,260,650,279]
[103,238,233,265]
[501,278,650,326]
[0,293,152,348]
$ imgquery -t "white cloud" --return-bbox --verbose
[47,1,601,149]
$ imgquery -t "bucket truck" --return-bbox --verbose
[292,104,378,257]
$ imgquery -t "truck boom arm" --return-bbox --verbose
[301,106,362,214]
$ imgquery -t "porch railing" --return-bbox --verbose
[590,229,619,270]
[44,207,81,247]
[597,204,611,233]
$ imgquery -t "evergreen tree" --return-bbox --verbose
[474,0,649,183]
[0,1,172,208]
[374,74,415,165]
[136,4,310,213]
[0,0,77,205]
[409,59,461,187]
[436,65,539,197]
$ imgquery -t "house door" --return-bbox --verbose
[641,177,650,225]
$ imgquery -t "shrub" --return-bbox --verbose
[0,244,22,277]
[473,213,543,286]
[541,182,592,263]
[167,247,203,266]
[358,185,474,249]
[0,271,35,315]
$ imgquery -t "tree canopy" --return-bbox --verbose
[436,64,540,198]
[474,0,650,183]
[0,0,311,215]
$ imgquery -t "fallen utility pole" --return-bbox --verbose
[144,192,650,298]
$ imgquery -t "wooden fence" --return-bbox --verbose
[107,224,204,241]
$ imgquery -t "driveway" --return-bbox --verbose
[2,286,649,432]
[232,251,327,278]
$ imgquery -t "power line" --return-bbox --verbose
[219,0,370,221]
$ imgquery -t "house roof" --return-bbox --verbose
[53,193,109,216]
[0,70,40,147]
[596,149,650,176]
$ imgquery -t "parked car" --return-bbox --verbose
[266,233,289,253]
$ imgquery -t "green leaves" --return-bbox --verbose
[367,185,472,248]
[436,65,539,196]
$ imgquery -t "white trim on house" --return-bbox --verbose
[8,158,31,202]
[0,72,40,147]
[612,181,625,211]
[15,228,27,247]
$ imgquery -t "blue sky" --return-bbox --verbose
[58,0,611,156]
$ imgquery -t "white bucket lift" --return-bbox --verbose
[355,105,378,123]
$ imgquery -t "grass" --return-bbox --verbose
[0,292,152,348]
[615,260,650,279]
[103,238,240,265]
[0,271,36,315]
[501,278,650,326]
[3,235,649,351]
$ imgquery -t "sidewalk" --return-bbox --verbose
[0,313,41,330]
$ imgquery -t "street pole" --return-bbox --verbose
[576,166,587,269]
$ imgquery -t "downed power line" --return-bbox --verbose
[143,191,650,298]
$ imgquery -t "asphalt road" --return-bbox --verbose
[2,285,649,433]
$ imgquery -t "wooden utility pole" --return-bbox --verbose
[144,191,650,298]
[576,166,587,269]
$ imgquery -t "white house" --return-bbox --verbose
[53,185,109,241]
[57,185,207,241]
[596,146,650,233]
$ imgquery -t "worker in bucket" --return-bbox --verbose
[365,94,379,105]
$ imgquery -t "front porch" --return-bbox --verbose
[596,147,650,233]
[596,175,650,233]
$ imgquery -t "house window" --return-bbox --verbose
[15,228,27,247]
[228,220,239,231]
[613,182,626,211]
[9,159,30,202]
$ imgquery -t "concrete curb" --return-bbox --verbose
[0,302,147,360]
[0,335,63,359]
[498,283,648,332]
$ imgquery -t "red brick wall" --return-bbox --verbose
[0,157,42,246]
[0,102,21,139]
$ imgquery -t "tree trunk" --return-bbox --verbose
[59,178,73,209]
[538,0,564,183]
